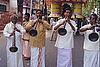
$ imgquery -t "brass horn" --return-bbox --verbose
[9,24,18,52]
[88,26,99,42]
[28,19,39,37]
[58,23,67,36]
[29,29,38,37]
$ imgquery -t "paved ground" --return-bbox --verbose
[0,33,7,67]
[0,30,84,67]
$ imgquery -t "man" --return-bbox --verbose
[80,13,99,67]
[25,9,52,67]
[54,6,77,67]
[22,13,31,60]
[3,14,26,67]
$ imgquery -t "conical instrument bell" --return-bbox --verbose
[58,28,67,36]
[9,46,18,52]
[88,26,99,42]
[88,32,99,42]
[29,29,38,36]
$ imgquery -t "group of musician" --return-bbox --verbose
[3,4,99,67]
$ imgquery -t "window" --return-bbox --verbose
[0,4,6,12]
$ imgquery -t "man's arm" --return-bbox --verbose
[80,27,89,32]
[17,24,26,34]
[68,22,76,31]
[24,20,36,32]
[3,24,12,37]
[80,25,94,32]
[54,20,65,30]
[43,21,53,30]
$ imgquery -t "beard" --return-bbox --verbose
[12,21,17,24]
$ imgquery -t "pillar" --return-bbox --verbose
[10,0,17,13]
[17,0,23,23]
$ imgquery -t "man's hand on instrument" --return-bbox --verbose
[14,27,21,33]
[88,25,95,30]
[10,31,14,37]
[65,17,70,23]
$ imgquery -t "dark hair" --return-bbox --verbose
[62,4,71,10]
[61,4,72,17]
[90,13,98,20]
[11,14,18,20]
[36,9,43,14]
[25,13,30,17]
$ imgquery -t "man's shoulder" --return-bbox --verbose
[81,24,90,28]
[59,18,65,21]
[42,20,50,26]
[6,22,12,26]
[16,23,22,26]
[70,19,75,22]
[57,19,64,23]
[42,20,48,22]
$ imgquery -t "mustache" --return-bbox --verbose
[12,21,17,24]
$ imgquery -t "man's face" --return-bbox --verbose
[12,16,18,24]
[90,15,97,24]
[36,11,42,18]
[24,15,29,20]
[64,10,72,18]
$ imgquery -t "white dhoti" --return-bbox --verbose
[30,47,45,67]
[7,39,23,67]
[7,51,23,67]
[84,50,99,67]
[57,48,72,67]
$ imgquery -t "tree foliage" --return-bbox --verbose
[82,0,98,17]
